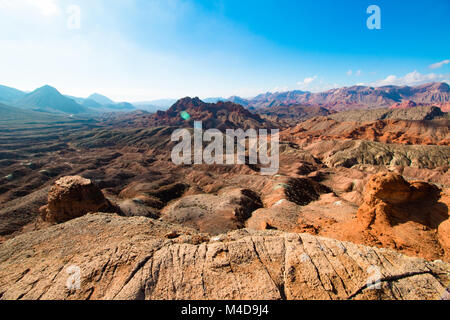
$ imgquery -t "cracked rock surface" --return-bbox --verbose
[0,213,448,300]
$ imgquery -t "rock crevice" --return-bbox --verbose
[0,213,447,300]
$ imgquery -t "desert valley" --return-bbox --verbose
[0,81,449,300]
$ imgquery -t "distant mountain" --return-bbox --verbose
[390,100,417,110]
[104,102,135,110]
[65,95,86,105]
[256,104,332,125]
[132,99,178,113]
[0,85,26,104]
[329,105,448,122]
[0,85,136,115]
[88,93,115,105]
[227,96,250,107]
[247,90,310,109]
[68,94,136,112]
[134,104,169,113]
[81,98,104,109]
[109,97,278,130]
[202,97,226,103]
[133,99,178,108]
[15,85,87,114]
[236,82,450,111]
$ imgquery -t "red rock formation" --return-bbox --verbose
[40,176,118,223]
[438,219,450,256]
[342,172,449,260]
[300,172,450,261]
[356,172,441,228]
[441,103,450,112]
[390,100,417,110]
[281,117,450,146]
[245,82,450,110]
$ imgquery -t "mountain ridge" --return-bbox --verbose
[105,96,277,130]
[0,84,26,104]
[88,93,115,105]
[14,85,88,114]
[2,82,449,116]
[239,82,450,110]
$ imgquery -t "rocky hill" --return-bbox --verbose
[106,97,277,130]
[390,100,417,110]
[329,106,448,122]
[256,104,332,125]
[301,139,450,169]
[241,82,450,111]
[282,116,450,146]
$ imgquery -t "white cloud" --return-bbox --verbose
[296,79,339,93]
[372,71,446,87]
[429,59,450,69]
[304,76,317,84]
[347,70,362,76]
[373,75,397,86]
[297,76,317,87]
[0,0,60,15]
[33,0,60,15]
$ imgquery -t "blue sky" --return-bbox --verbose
[0,0,449,101]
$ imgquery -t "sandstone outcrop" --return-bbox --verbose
[302,140,450,169]
[256,104,332,125]
[160,188,262,235]
[246,176,334,232]
[282,117,450,146]
[320,172,450,261]
[329,105,448,122]
[40,176,118,223]
[356,172,445,229]
[0,213,448,300]
[390,100,417,110]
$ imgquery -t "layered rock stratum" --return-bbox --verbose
[242,82,450,110]
[0,213,448,300]
[282,117,450,146]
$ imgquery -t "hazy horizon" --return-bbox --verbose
[2,80,450,106]
[1,0,449,101]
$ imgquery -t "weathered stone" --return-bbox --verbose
[40,176,118,223]
[0,213,447,300]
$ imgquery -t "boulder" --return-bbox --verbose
[40,176,118,223]
[357,172,443,228]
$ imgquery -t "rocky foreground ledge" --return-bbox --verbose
[0,213,448,300]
